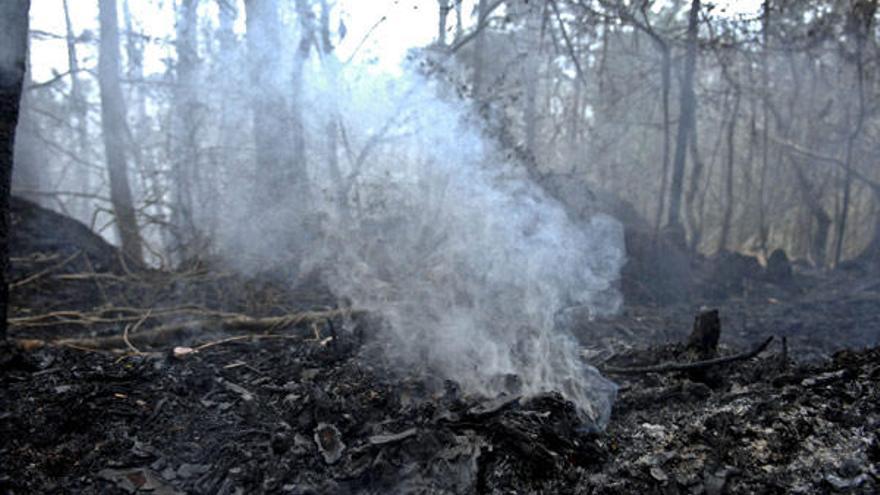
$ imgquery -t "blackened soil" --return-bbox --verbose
[2,198,879,493]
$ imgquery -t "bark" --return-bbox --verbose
[291,0,313,206]
[172,0,200,260]
[63,0,90,218]
[833,0,874,266]
[438,0,450,46]
[0,0,30,338]
[793,163,831,267]
[757,0,771,256]
[653,46,672,238]
[98,0,144,265]
[522,1,542,158]
[667,0,700,232]
[472,0,491,99]
[244,0,308,209]
[685,114,707,251]
[454,0,463,41]
[318,0,348,224]
[718,89,741,252]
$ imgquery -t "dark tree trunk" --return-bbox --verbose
[99,0,144,265]
[667,0,700,234]
[0,0,30,338]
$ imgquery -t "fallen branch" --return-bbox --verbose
[603,337,774,375]
[9,306,243,328]
[122,311,150,354]
[10,251,81,288]
[15,333,304,357]
[47,309,356,351]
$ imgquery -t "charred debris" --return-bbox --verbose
[2,196,878,494]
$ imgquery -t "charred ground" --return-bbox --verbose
[1,198,878,494]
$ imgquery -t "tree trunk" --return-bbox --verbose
[99,0,143,265]
[793,162,831,267]
[522,1,542,158]
[833,1,873,266]
[63,0,91,218]
[757,0,771,256]
[438,0,450,46]
[291,0,313,207]
[0,0,30,338]
[653,45,671,238]
[472,0,491,99]
[454,0,463,41]
[318,0,348,224]
[667,0,700,233]
[245,0,309,211]
[718,89,741,252]
[172,0,200,261]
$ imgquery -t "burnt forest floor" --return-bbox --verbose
[1,197,879,494]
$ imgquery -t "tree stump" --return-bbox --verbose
[687,309,720,360]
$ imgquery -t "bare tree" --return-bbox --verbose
[833,0,875,265]
[172,0,201,260]
[63,0,91,218]
[666,0,700,236]
[99,0,144,264]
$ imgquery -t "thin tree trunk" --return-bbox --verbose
[172,0,200,261]
[63,0,91,218]
[522,1,542,158]
[291,0,313,207]
[99,0,143,265]
[438,0,450,46]
[833,2,873,265]
[653,46,671,238]
[757,0,771,256]
[667,0,700,233]
[454,0,463,41]
[318,0,348,224]
[0,0,30,338]
[719,89,741,252]
[472,0,491,99]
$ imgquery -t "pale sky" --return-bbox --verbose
[28,0,762,81]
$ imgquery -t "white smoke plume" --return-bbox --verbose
[217,56,625,427]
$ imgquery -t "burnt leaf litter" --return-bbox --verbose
[2,198,879,494]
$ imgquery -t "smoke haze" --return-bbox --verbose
[216,57,625,426]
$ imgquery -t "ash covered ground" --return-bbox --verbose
[1,197,878,494]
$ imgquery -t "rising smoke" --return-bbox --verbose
[216,34,626,428]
